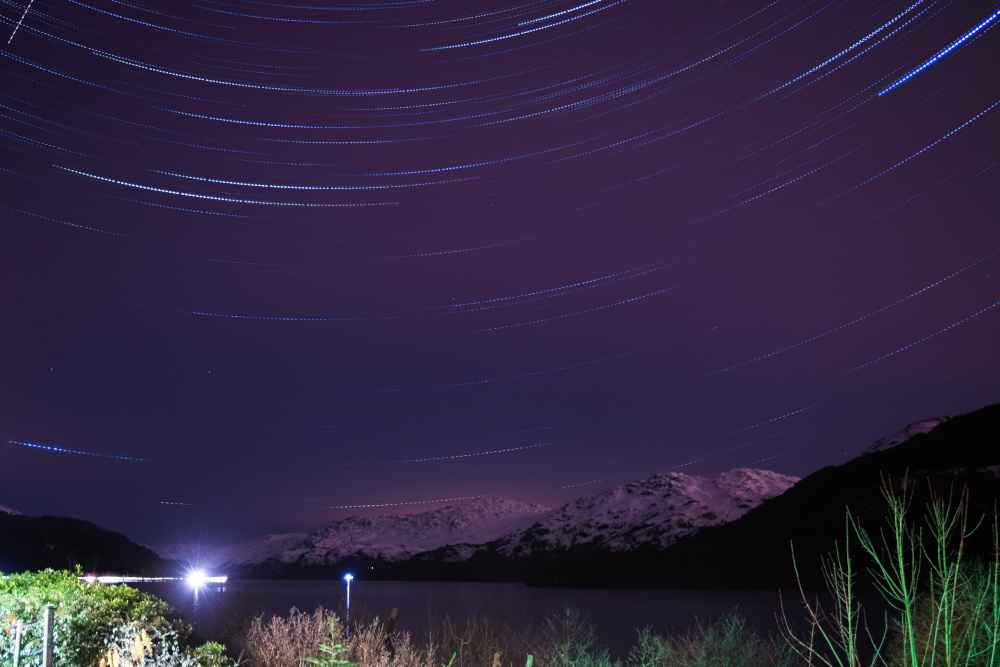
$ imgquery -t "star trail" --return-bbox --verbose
[1,0,996,545]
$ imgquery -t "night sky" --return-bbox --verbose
[1,0,998,547]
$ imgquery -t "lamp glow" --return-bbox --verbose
[186,570,208,588]
[343,573,353,636]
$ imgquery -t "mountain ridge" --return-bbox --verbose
[526,401,1000,589]
[4,401,995,585]
[162,467,798,577]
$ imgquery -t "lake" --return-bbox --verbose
[135,579,873,660]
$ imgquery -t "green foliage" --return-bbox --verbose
[888,552,999,666]
[100,625,232,667]
[535,607,619,667]
[304,639,357,667]
[186,641,232,667]
[305,614,357,667]
[0,568,232,667]
[629,612,796,667]
[780,474,1000,667]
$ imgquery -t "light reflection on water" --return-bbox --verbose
[134,579,885,660]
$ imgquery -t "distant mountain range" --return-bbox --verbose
[3,401,997,587]
[526,403,1000,589]
[158,496,551,567]
[157,468,798,579]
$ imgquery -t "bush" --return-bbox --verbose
[0,568,232,667]
[629,612,796,667]
[242,607,334,667]
[236,605,799,667]
[100,625,230,667]
[887,557,999,666]
[532,607,617,667]
[431,609,530,667]
[238,606,618,667]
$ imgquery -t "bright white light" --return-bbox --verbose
[187,570,208,588]
[344,573,353,582]
[74,574,227,584]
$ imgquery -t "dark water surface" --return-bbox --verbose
[135,579,857,659]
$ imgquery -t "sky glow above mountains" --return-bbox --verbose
[1,0,997,544]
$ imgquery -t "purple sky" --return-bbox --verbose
[1,0,998,547]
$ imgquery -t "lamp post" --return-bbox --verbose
[343,573,353,636]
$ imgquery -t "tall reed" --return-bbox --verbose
[779,473,1000,667]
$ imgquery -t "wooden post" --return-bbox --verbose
[383,607,399,658]
[41,604,55,667]
[385,607,399,634]
[492,651,501,667]
[12,619,23,667]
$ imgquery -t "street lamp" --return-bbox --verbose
[343,573,353,636]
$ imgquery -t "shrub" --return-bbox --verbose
[99,624,230,667]
[532,606,617,667]
[628,611,796,667]
[242,607,334,667]
[343,616,390,667]
[0,568,232,667]
[432,609,530,667]
[887,557,999,666]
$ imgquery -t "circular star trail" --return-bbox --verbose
[1,0,997,543]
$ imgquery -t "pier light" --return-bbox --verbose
[344,573,353,635]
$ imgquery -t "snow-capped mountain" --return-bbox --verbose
[863,417,948,454]
[175,468,798,572]
[0,504,21,515]
[494,468,799,556]
[279,496,550,566]
[177,497,551,568]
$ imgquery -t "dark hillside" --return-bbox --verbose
[0,513,172,576]
[528,402,1000,589]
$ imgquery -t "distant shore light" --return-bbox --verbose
[72,574,228,584]
[187,569,208,588]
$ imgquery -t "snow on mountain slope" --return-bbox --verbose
[495,468,799,555]
[185,469,798,569]
[863,417,948,454]
[0,504,21,516]
[216,497,550,567]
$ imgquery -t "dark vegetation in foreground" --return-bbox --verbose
[236,605,797,667]
[4,469,998,666]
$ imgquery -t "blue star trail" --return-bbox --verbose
[1,0,995,542]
